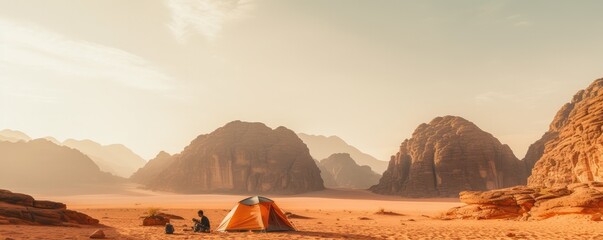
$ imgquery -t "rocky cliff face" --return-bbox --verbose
[528,79,603,187]
[140,121,324,194]
[371,116,525,197]
[318,153,381,189]
[316,160,338,188]
[0,139,121,194]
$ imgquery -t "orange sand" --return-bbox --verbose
[1,188,603,239]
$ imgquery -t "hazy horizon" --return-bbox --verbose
[1,0,602,161]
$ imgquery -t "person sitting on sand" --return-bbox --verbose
[192,210,210,233]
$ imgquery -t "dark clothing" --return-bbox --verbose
[193,216,210,233]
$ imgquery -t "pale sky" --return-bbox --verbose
[1,0,602,161]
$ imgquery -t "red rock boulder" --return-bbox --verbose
[0,189,99,226]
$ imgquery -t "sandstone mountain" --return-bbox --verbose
[371,116,526,197]
[0,139,122,194]
[136,121,324,194]
[130,151,175,185]
[0,129,31,142]
[298,133,389,173]
[318,153,381,189]
[63,139,146,178]
[527,78,603,187]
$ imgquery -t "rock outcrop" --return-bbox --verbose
[318,153,381,189]
[0,139,122,193]
[443,182,603,221]
[89,229,106,239]
[298,133,389,173]
[527,79,603,187]
[142,215,169,226]
[138,121,324,194]
[0,189,99,225]
[371,116,525,197]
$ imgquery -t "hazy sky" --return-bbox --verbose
[1,0,602,161]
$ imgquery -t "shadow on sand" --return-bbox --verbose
[278,230,381,240]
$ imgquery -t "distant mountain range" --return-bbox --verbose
[0,139,122,194]
[317,153,381,189]
[0,129,31,142]
[297,133,389,174]
[0,130,145,178]
[62,139,146,178]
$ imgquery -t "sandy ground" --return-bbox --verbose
[2,188,603,239]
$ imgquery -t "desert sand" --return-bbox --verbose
[2,187,603,240]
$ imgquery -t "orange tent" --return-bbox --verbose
[217,196,296,232]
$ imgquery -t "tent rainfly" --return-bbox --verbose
[217,196,296,232]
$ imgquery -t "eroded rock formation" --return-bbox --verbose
[527,79,603,187]
[138,121,324,194]
[0,189,99,225]
[371,116,525,197]
[443,182,603,220]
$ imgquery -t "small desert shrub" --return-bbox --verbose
[146,207,162,217]
[374,208,404,216]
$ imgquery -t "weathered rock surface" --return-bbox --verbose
[138,121,324,194]
[443,182,603,220]
[0,139,122,193]
[142,215,169,226]
[371,116,526,197]
[298,133,389,174]
[0,189,99,226]
[527,79,603,187]
[318,153,381,189]
[131,151,175,184]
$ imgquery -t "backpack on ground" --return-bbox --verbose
[165,223,175,234]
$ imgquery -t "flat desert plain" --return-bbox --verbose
[1,188,603,240]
